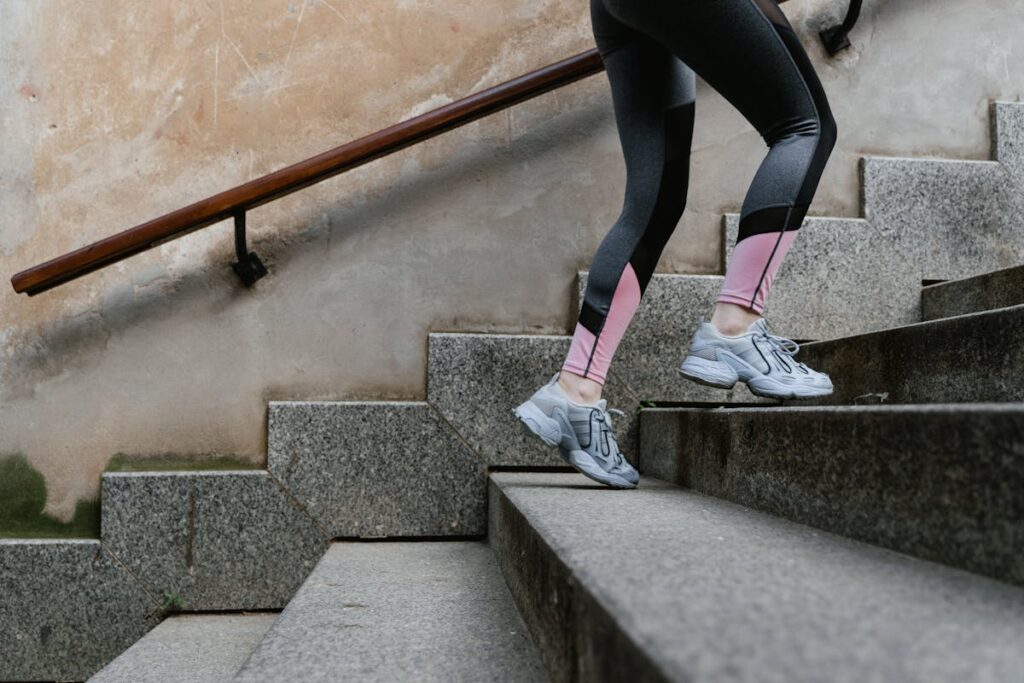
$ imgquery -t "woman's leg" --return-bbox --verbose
[602,0,837,334]
[559,0,697,403]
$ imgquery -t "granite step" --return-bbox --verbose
[88,614,277,683]
[921,264,1024,321]
[268,401,487,537]
[233,541,546,682]
[795,304,1024,404]
[638,404,1024,587]
[490,471,1024,683]
[427,332,650,469]
[862,102,1024,283]
[101,470,328,611]
[0,540,158,682]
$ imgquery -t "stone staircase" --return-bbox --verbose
[2,100,1024,682]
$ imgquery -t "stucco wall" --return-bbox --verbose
[2,0,1022,520]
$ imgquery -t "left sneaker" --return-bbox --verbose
[678,318,833,399]
[513,373,639,488]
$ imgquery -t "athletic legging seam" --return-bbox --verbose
[740,0,821,309]
[748,205,792,310]
[581,311,608,378]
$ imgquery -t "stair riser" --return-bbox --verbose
[797,305,1024,404]
[489,480,671,683]
[640,406,1024,587]
[922,265,1024,320]
[863,155,1024,282]
[268,401,487,537]
[102,471,327,611]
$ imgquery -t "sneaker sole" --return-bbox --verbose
[560,447,636,489]
[679,355,833,399]
[746,376,833,399]
[678,355,739,389]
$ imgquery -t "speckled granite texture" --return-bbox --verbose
[491,472,1024,683]
[722,215,919,340]
[797,304,1024,404]
[427,332,643,467]
[863,155,1024,282]
[268,401,487,537]
[921,264,1024,320]
[639,404,1024,586]
[575,273,768,404]
[101,471,327,611]
[0,540,159,682]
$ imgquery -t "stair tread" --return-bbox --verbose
[89,614,276,683]
[233,541,546,682]
[492,471,1024,683]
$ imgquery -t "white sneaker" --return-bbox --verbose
[679,319,833,399]
[513,373,639,488]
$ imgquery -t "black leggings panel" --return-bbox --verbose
[578,0,837,335]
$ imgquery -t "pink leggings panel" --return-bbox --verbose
[561,262,642,385]
[716,230,799,314]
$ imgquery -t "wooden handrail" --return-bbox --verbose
[11,48,605,296]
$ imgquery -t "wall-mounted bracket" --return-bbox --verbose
[231,211,268,287]
[819,0,862,56]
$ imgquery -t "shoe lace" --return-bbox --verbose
[757,324,809,371]
[592,406,626,468]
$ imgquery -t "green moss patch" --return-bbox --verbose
[0,454,100,539]
[104,452,261,473]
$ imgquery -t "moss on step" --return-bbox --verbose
[104,452,261,473]
[0,454,100,539]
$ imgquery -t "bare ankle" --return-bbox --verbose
[557,370,603,404]
[710,302,761,336]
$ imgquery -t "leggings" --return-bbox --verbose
[562,0,837,385]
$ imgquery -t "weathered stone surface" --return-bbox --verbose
[639,404,1024,586]
[862,155,1024,281]
[491,471,1024,683]
[268,401,487,537]
[102,471,327,611]
[234,542,545,682]
[575,273,768,404]
[0,540,158,682]
[921,265,1024,320]
[722,215,919,340]
[90,613,276,683]
[427,332,642,467]
[797,304,1024,404]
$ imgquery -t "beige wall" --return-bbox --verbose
[2,0,1022,520]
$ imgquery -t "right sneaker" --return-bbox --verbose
[679,318,833,399]
[513,373,638,489]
